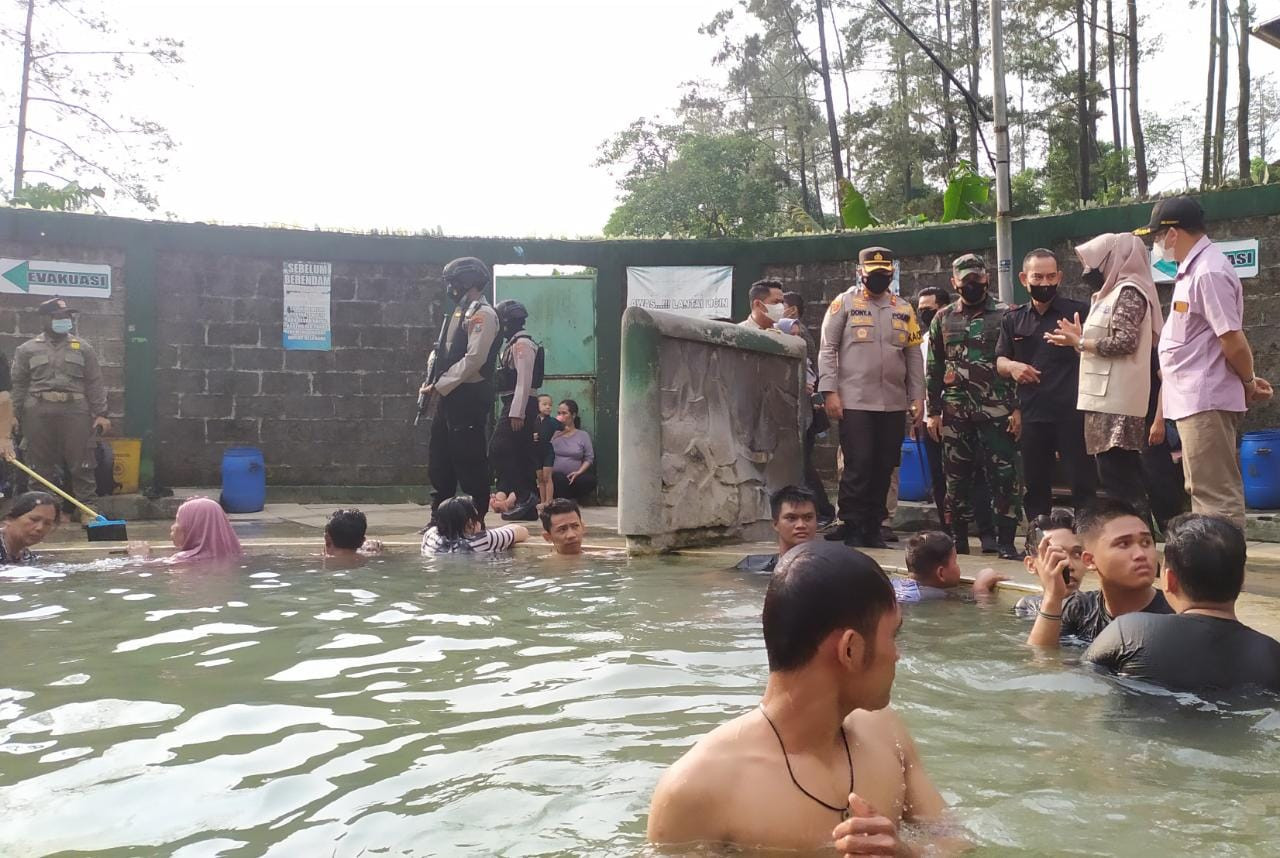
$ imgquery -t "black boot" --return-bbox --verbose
[862,523,888,549]
[502,494,539,522]
[996,525,1020,560]
[825,521,853,541]
[951,520,970,554]
[978,529,999,555]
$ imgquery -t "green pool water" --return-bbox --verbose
[1,552,1277,856]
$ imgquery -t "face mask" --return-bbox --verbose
[959,279,987,305]
[446,281,468,303]
[863,271,893,294]
[50,318,74,335]
[1029,284,1057,304]
[1081,268,1106,290]
[918,308,937,329]
[764,302,785,322]
[1152,232,1176,264]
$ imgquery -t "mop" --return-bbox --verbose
[6,458,129,541]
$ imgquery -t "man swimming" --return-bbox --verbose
[647,541,950,853]
[540,498,586,556]
[735,485,818,573]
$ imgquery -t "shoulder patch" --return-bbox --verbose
[70,341,81,350]
[828,297,843,315]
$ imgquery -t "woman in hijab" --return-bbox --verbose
[1045,233,1164,521]
[130,497,243,564]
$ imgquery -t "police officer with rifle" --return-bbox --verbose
[418,257,501,517]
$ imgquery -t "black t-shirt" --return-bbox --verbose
[994,296,1090,423]
[735,554,777,574]
[1059,588,1173,644]
[1084,613,1280,693]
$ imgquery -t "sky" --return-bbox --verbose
[7,0,1280,238]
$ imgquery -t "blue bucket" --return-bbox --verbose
[898,437,932,502]
[220,447,266,513]
[1241,431,1280,510]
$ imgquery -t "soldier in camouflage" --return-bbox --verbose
[925,254,1022,559]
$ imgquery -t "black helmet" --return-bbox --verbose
[442,257,491,299]
[494,299,529,331]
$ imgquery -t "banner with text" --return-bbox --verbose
[1150,238,1259,283]
[626,265,733,320]
[283,261,332,350]
[0,259,111,298]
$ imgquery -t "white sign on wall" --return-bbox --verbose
[1150,238,1259,283]
[626,265,733,320]
[282,261,332,350]
[0,258,111,298]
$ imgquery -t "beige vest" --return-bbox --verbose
[1077,283,1152,418]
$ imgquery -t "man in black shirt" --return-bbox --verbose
[1026,498,1172,646]
[996,249,1096,525]
[735,486,818,573]
[1085,513,1280,692]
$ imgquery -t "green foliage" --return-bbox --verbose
[837,180,879,229]
[1010,170,1044,216]
[602,132,787,238]
[941,161,990,222]
[9,181,105,211]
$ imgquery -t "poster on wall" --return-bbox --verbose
[626,265,733,320]
[1150,238,1259,283]
[0,258,111,298]
[282,261,332,350]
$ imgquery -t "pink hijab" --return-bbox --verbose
[1074,232,1164,339]
[169,497,243,563]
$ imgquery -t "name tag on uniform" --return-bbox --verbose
[1173,301,1189,313]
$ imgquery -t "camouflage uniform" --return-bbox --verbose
[926,294,1021,532]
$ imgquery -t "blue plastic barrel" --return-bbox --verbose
[898,438,932,502]
[1241,431,1280,510]
[220,447,266,513]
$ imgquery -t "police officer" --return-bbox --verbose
[818,246,924,548]
[419,258,501,517]
[490,299,542,521]
[925,254,1021,558]
[11,298,109,506]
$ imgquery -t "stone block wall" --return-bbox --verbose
[151,253,445,486]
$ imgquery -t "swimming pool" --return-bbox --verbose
[1,552,1277,856]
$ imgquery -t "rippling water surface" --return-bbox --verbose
[1,552,1277,856]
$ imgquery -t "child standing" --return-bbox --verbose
[533,394,559,509]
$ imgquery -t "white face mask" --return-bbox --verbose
[50,318,74,335]
[1153,231,1176,264]
[764,302,785,322]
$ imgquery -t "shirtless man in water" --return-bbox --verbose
[647,541,951,854]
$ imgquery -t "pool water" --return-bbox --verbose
[1,552,1278,856]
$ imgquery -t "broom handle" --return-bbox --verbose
[5,457,103,520]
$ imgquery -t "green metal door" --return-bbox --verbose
[494,274,598,465]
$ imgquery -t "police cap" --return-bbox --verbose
[858,246,896,272]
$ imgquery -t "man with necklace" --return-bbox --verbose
[647,541,953,854]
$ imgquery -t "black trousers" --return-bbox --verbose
[924,433,995,535]
[429,382,493,514]
[804,409,836,518]
[1097,447,1150,523]
[553,469,597,501]
[838,410,906,534]
[490,394,540,501]
[1020,416,1097,520]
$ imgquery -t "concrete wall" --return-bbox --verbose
[618,308,806,551]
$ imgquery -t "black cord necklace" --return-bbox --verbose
[759,704,854,820]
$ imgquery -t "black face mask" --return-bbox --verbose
[1029,284,1058,304]
[863,271,893,294]
[959,279,987,305]
[918,308,937,329]
[1081,268,1105,290]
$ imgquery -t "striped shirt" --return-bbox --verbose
[420,525,520,555]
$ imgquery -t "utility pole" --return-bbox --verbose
[989,0,1014,303]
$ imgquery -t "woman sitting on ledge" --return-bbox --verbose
[0,492,60,565]
[129,496,243,564]
[551,399,596,502]
[421,496,529,555]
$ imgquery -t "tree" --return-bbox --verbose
[4,0,182,210]
[1202,0,1217,188]
[1213,0,1229,183]
[1127,0,1149,195]
[1237,0,1251,184]
[600,130,788,238]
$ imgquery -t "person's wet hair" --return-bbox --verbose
[432,496,483,541]
[559,399,582,429]
[540,497,581,533]
[4,491,60,522]
[762,542,896,672]
[1163,513,1246,603]
[1034,507,1076,534]
[905,531,954,578]
[769,485,816,522]
[326,508,368,551]
[749,279,782,304]
[1076,498,1142,542]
